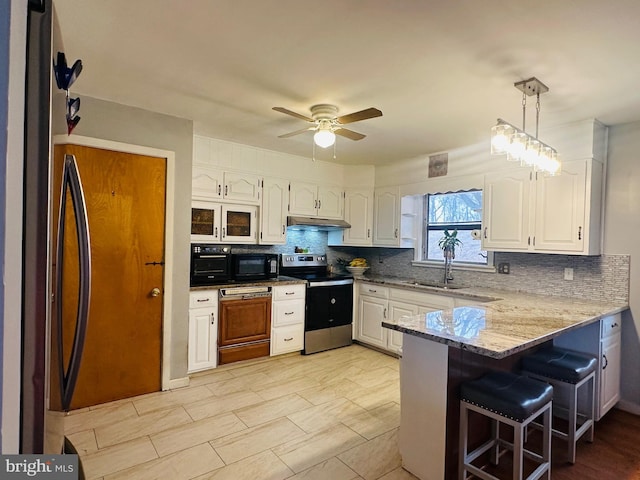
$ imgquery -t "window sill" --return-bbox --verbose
[411,260,497,273]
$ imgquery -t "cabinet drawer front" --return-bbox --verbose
[273,284,306,301]
[358,282,389,299]
[601,313,622,338]
[271,324,304,355]
[389,287,454,309]
[273,299,305,326]
[190,290,218,308]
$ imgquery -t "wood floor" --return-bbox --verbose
[63,343,640,479]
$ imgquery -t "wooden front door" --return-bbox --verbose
[52,144,166,409]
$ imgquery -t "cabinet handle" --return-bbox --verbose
[284,311,294,315]
[368,289,377,293]
[197,298,210,302]
[383,308,387,319]
[318,199,322,209]
[367,228,370,238]
[602,354,608,370]
[612,322,619,328]
[314,200,318,209]
[210,313,215,325]
[285,291,295,295]
[217,185,221,196]
[484,227,487,239]
[284,337,293,342]
[282,225,285,235]
[394,228,398,238]
[225,185,228,196]
[578,226,582,240]
[214,227,218,238]
[222,227,226,238]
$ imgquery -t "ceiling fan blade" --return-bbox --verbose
[334,128,366,141]
[278,126,316,138]
[273,107,314,123]
[336,107,382,125]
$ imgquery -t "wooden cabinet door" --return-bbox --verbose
[260,177,288,244]
[218,297,272,346]
[192,165,223,200]
[357,296,388,348]
[533,160,586,252]
[373,186,400,246]
[188,307,217,372]
[343,189,373,246]
[317,185,344,219]
[388,301,418,354]
[223,172,261,203]
[289,181,318,216]
[482,169,532,251]
[600,332,621,417]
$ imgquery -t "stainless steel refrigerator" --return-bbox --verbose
[22,2,88,475]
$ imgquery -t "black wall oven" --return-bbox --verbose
[190,244,231,286]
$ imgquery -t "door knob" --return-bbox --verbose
[150,287,161,297]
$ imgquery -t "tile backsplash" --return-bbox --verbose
[231,229,630,304]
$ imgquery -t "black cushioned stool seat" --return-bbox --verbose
[521,347,597,464]
[459,371,552,480]
[521,347,597,384]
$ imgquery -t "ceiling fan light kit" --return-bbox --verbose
[273,103,383,152]
[490,77,561,176]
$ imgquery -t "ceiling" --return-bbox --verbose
[53,0,640,166]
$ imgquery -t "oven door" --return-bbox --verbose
[190,253,231,286]
[305,281,354,331]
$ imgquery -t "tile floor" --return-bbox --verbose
[65,344,419,480]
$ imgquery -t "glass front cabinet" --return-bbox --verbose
[191,201,257,244]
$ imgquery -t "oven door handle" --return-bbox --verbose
[307,279,354,287]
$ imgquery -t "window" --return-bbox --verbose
[423,190,488,265]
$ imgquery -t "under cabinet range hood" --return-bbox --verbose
[287,216,351,230]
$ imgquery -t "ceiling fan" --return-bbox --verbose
[272,104,383,148]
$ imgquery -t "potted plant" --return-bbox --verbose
[438,229,462,259]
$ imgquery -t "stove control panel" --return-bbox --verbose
[281,254,327,267]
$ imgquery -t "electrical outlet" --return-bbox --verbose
[498,262,510,274]
[564,267,574,281]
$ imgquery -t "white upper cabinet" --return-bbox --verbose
[260,177,288,245]
[192,165,260,205]
[373,186,400,246]
[192,165,223,200]
[328,188,374,246]
[482,159,603,255]
[289,181,344,219]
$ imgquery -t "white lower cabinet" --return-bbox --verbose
[355,282,457,355]
[188,290,218,373]
[554,312,621,420]
[271,284,306,356]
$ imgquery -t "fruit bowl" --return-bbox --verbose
[346,266,369,278]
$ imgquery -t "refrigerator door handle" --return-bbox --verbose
[56,154,92,411]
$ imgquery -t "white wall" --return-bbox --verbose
[603,120,640,412]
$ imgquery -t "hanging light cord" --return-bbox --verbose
[535,93,541,139]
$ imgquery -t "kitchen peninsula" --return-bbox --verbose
[381,285,627,479]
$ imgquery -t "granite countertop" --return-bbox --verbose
[190,275,307,291]
[367,276,628,359]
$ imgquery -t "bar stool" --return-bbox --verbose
[459,371,553,480]
[521,346,597,464]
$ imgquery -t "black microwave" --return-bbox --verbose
[190,244,232,286]
[232,253,279,281]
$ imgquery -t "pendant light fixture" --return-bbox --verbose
[491,77,560,175]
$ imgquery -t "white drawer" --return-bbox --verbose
[189,289,218,309]
[272,284,306,301]
[358,282,388,299]
[271,324,304,355]
[272,299,305,326]
[601,313,621,338]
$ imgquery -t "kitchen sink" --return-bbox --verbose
[402,280,468,290]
